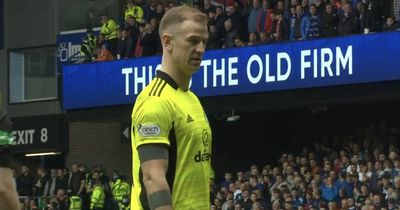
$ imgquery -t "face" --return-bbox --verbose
[21,166,29,174]
[262,0,269,9]
[310,6,316,15]
[224,19,233,31]
[72,164,79,173]
[253,0,259,8]
[387,18,394,25]
[344,4,352,13]
[57,169,63,177]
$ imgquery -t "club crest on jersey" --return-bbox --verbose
[138,124,161,137]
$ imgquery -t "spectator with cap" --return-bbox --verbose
[99,13,119,56]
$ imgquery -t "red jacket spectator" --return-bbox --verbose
[257,7,274,33]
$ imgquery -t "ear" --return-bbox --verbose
[162,33,174,52]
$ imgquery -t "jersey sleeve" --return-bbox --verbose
[132,96,174,148]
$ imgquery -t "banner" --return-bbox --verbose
[63,31,400,110]
[10,115,67,154]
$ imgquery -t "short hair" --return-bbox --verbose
[159,5,208,38]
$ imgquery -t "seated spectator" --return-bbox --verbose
[96,42,114,61]
[234,38,246,47]
[383,16,400,31]
[247,32,259,45]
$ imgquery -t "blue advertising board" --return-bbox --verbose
[63,31,400,110]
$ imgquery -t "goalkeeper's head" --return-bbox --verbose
[0,108,13,146]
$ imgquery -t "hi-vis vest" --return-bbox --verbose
[112,179,131,201]
[91,186,105,209]
[69,196,82,210]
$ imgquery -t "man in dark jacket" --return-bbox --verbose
[338,2,360,36]
[271,12,289,42]
[321,4,339,37]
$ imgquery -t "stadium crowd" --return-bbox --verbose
[211,118,400,210]
[78,0,400,63]
[13,117,400,210]
[14,164,130,210]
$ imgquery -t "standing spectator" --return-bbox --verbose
[47,169,57,196]
[222,19,239,48]
[141,22,158,56]
[125,0,144,23]
[338,2,360,36]
[35,168,49,197]
[226,5,246,40]
[143,0,158,21]
[271,12,289,42]
[289,5,305,40]
[215,6,226,34]
[55,169,68,193]
[155,3,165,21]
[320,176,339,202]
[302,4,321,39]
[201,0,216,15]
[355,2,370,33]
[257,0,274,35]
[383,16,400,30]
[207,22,222,50]
[99,13,119,56]
[125,16,140,55]
[248,0,261,33]
[116,28,133,59]
[16,165,35,196]
[68,164,87,209]
[315,0,325,16]
[321,4,339,37]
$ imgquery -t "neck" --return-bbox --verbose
[161,53,191,91]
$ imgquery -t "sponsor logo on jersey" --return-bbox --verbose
[194,149,212,162]
[186,114,194,123]
[202,129,209,147]
[138,124,161,137]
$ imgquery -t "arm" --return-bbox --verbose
[0,167,20,210]
[77,177,86,195]
[139,144,172,210]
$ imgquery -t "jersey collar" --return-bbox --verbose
[156,70,179,90]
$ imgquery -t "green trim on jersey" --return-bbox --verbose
[131,71,212,210]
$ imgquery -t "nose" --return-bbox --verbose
[196,41,206,55]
